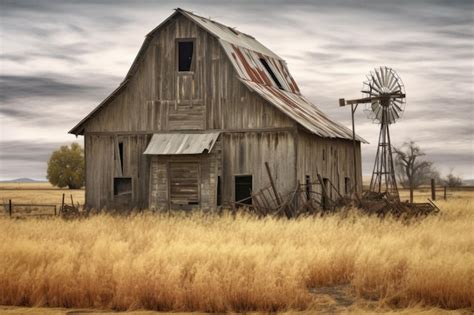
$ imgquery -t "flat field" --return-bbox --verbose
[0,182,84,217]
[0,184,472,314]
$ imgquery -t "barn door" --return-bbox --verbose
[168,162,200,210]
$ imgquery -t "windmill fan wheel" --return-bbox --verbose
[362,67,406,124]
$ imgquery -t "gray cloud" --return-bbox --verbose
[0,75,102,102]
[0,0,472,180]
[0,140,82,179]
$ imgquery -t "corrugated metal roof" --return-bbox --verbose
[144,132,221,155]
[220,40,300,94]
[219,41,367,142]
[70,8,366,143]
[240,80,366,142]
[179,9,282,60]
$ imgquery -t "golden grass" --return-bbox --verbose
[0,194,473,313]
[0,183,84,217]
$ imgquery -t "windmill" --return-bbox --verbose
[339,67,406,200]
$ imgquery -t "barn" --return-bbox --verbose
[69,8,365,211]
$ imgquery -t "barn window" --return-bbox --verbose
[114,177,132,196]
[235,175,252,205]
[305,175,311,200]
[177,40,194,72]
[217,176,222,206]
[118,141,124,174]
[345,177,351,195]
[322,149,326,161]
[259,58,283,90]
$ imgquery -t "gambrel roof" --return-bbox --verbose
[70,8,366,142]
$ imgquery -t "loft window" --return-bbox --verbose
[322,149,326,161]
[235,175,252,205]
[345,177,351,195]
[259,58,283,90]
[177,40,194,72]
[114,177,132,196]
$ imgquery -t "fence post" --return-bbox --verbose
[444,186,447,200]
[54,205,57,216]
[431,178,436,201]
[8,199,12,217]
[61,193,65,215]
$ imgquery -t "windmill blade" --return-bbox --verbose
[371,101,380,112]
[374,71,384,91]
[384,67,390,87]
[380,66,387,87]
[392,107,400,119]
[388,72,401,91]
[371,73,383,91]
[369,81,383,95]
[386,70,396,92]
[388,108,396,124]
[375,106,383,122]
[393,102,403,113]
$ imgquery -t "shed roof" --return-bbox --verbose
[144,132,220,155]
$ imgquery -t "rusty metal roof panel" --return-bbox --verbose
[220,40,300,94]
[144,132,221,155]
[240,80,367,143]
[219,39,366,142]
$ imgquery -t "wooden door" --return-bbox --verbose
[168,161,200,210]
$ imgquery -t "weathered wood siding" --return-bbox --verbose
[81,13,296,209]
[221,131,297,205]
[296,130,362,198]
[83,14,294,133]
[80,12,361,210]
[84,134,150,209]
[149,153,218,211]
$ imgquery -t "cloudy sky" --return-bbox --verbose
[0,0,472,180]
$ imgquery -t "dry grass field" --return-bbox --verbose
[0,184,472,314]
[0,182,84,217]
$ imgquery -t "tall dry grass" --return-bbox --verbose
[0,198,472,312]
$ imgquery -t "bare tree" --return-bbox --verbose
[443,170,463,187]
[393,141,437,203]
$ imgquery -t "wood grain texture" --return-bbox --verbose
[80,13,362,211]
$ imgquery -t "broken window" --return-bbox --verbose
[114,177,132,196]
[235,175,252,205]
[259,58,283,90]
[178,40,194,72]
[118,141,124,174]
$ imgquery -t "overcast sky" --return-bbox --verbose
[0,0,473,180]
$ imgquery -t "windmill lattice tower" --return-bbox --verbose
[363,67,406,200]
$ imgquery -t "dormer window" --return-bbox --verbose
[259,58,283,90]
[177,40,194,72]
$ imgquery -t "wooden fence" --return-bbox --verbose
[1,193,75,218]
